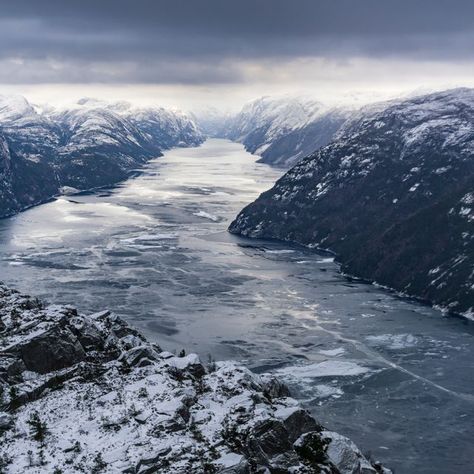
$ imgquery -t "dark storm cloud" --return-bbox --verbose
[1,0,474,83]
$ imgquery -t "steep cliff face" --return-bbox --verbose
[222,96,350,167]
[50,104,154,189]
[126,106,204,150]
[0,96,204,218]
[0,284,390,474]
[0,136,16,215]
[230,89,474,316]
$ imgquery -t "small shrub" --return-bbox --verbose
[8,386,18,400]
[294,432,329,465]
[27,412,48,443]
[91,452,107,473]
[168,366,185,382]
[138,387,149,398]
[189,421,205,443]
[0,453,12,473]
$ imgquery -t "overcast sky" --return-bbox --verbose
[2,1,474,111]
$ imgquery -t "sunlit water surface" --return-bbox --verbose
[0,139,473,473]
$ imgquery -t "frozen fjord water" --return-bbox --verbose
[0,139,473,473]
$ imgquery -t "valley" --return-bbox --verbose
[0,139,473,473]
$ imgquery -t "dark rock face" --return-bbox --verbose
[0,96,204,218]
[19,327,86,374]
[244,111,348,168]
[230,88,474,316]
[221,96,350,167]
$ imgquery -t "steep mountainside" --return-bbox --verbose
[0,96,204,217]
[0,284,390,473]
[223,96,350,167]
[191,107,233,137]
[0,97,60,214]
[126,106,204,150]
[230,89,474,317]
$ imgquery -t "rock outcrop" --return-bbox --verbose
[0,284,390,473]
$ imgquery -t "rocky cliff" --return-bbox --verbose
[221,96,350,167]
[0,284,390,473]
[0,96,204,218]
[230,88,474,317]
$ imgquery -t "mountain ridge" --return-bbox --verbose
[213,96,353,168]
[229,88,474,317]
[0,96,204,218]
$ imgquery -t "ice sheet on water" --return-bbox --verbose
[192,210,220,221]
[275,360,370,379]
[366,334,419,350]
[318,348,345,357]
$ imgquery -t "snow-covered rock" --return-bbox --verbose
[0,96,204,218]
[221,96,351,167]
[0,284,390,473]
[230,88,474,316]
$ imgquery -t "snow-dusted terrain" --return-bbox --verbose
[219,96,351,167]
[230,88,474,316]
[0,96,204,218]
[0,284,390,473]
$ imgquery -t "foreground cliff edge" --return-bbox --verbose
[230,88,474,317]
[0,284,390,473]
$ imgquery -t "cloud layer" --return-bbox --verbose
[2,1,474,85]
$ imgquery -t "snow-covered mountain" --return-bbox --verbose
[0,284,391,473]
[191,106,233,137]
[0,96,204,217]
[230,88,474,316]
[222,96,351,167]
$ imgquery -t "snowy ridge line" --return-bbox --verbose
[229,87,474,316]
[0,95,204,219]
[217,95,353,168]
[0,283,391,473]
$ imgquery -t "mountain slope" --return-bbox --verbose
[0,97,204,217]
[230,89,474,316]
[0,284,390,473]
[223,96,350,167]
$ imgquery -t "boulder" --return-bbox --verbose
[322,430,379,474]
[68,316,104,351]
[246,419,292,460]
[261,376,291,400]
[0,412,13,431]
[19,327,86,374]
[121,345,158,367]
[281,408,320,443]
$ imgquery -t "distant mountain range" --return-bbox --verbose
[199,96,352,167]
[0,96,204,218]
[230,88,474,317]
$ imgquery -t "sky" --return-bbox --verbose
[2,0,474,112]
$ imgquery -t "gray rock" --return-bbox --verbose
[121,345,158,367]
[261,377,291,400]
[134,447,172,473]
[217,459,249,474]
[19,327,86,374]
[0,412,13,431]
[322,430,384,474]
[69,316,104,351]
[246,419,292,460]
[281,408,320,443]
